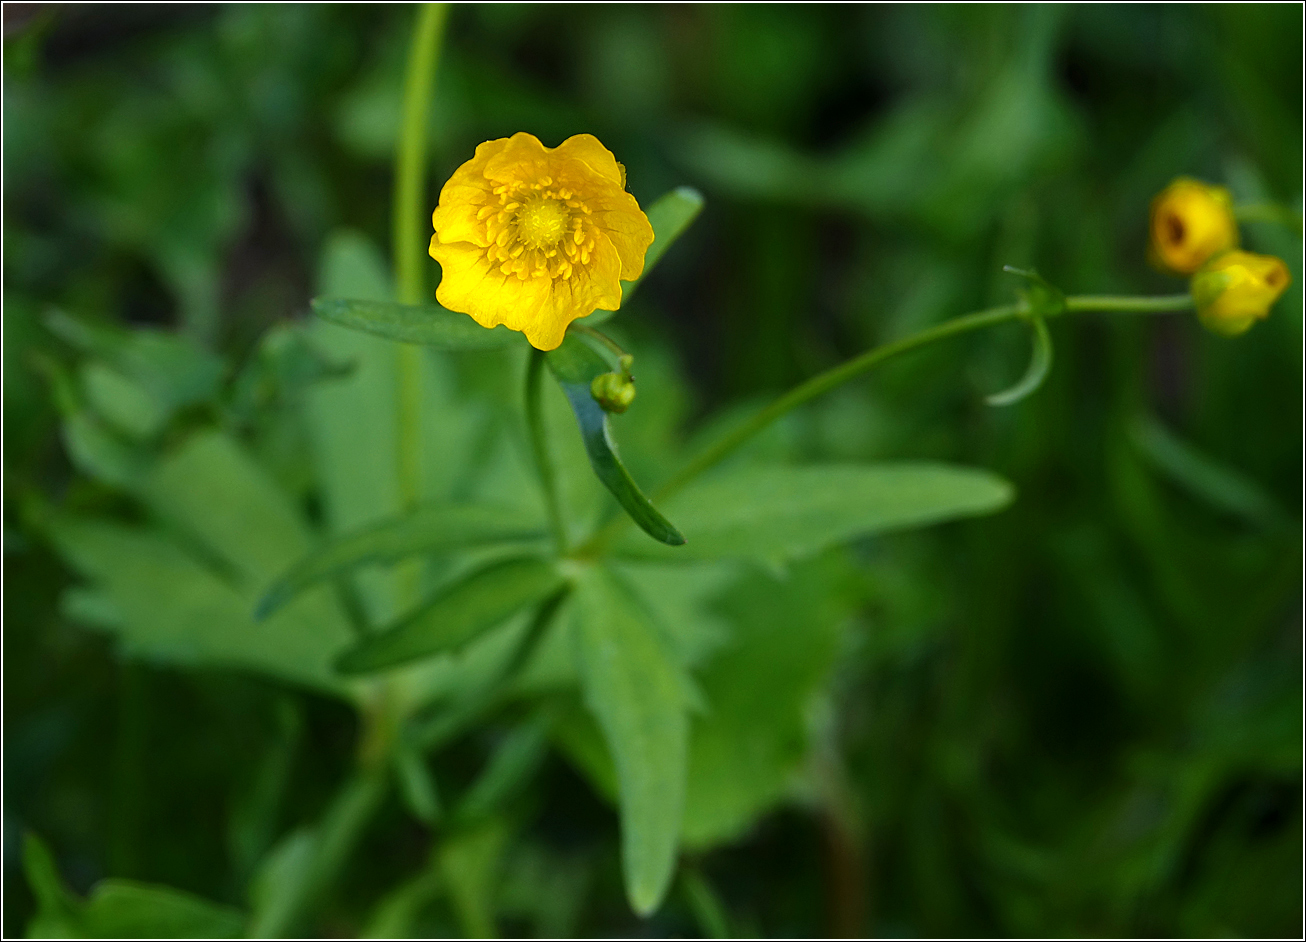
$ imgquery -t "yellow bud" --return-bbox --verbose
[1149,177,1238,275]
[1191,250,1291,337]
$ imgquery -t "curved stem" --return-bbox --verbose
[526,348,569,553]
[1065,294,1193,314]
[655,304,1021,502]
[576,291,1196,557]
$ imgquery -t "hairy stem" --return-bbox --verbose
[1064,293,1193,314]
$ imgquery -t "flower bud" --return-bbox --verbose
[1191,250,1291,336]
[591,370,636,413]
[1149,178,1238,275]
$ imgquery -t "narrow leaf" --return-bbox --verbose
[312,298,518,349]
[618,463,1014,561]
[579,186,704,325]
[986,315,1053,406]
[572,565,688,916]
[257,503,543,619]
[625,187,704,301]
[546,333,685,546]
[335,556,564,675]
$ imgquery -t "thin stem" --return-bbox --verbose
[655,304,1021,502]
[526,348,569,553]
[394,3,449,513]
[1235,202,1304,234]
[1065,294,1193,314]
[576,291,1197,557]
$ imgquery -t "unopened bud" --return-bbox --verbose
[591,370,636,413]
[1191,250,1290,337]
[1149,178,1238,275]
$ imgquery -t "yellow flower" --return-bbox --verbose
[1191,250,1291,336]
[1149,177,1238,275]
[429,132,655,351]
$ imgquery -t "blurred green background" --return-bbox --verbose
[4,3,1301,937]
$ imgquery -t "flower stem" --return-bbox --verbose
[1235,202,1304,234]
[394,2,449,513]
[1064,294,1193,314]
[575,291,1197,557]
[526,347,569,554]
[654,304,1021,502]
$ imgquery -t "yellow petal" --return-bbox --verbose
[431,137,514,247]
[585,188,654,281]
[483,132,552,185]
[554,134,625,187]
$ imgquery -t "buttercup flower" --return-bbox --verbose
[1191,250,1290,336]
[1149,177,1238,275]
[429,133,655,350]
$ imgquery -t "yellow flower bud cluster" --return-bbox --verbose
[1149,178,1291,336]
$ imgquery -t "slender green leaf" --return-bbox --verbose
[24,833,246,939]
[578,186,705,326]
[394,737,442,824]
[619,463,1014,561]
[336,556,564,674]
[986,315,1053,406]
[1130,414,1285,528]
[257,503,544,619]
[312,297,518,349]
[624,186,705,302]
[547,333,685,546]
[439,819,510,939]
[571,564,689,916]
[454,717,551,825]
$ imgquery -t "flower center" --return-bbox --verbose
[517,198,570,250]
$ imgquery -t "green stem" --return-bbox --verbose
[576,292,1195,557]
[655,304,1020,502]
[1064,294,1193,314]
[526,348,569,553]
[394,3,449,513]
[1235,202,1304,234]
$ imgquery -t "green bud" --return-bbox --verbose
[591,370,636,413]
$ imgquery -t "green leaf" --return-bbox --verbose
[312,298,518,349]
[546,333,685,546]
[394,737,442,824]
[454,717,551,825]
[624,187,704,302]
[439,818,511,939]
[24,832,246,939]
[44,310,224,413]
[619,463,1014,561]
[571,564,689,916]
[577,186,705,326]
[680,556,850,849]
[986,315,1053,407]
[1130,414,1285,528]
[336,556,565,675]
[46,515,349,695]
[257,503,544,618]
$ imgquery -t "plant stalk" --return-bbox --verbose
[576,292,1197,557]
[526,348,569,554]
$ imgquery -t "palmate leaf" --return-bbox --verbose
[618,462,1014,561]
[570,564,690,916]
[256,503,545,619]
[335,556,565,675]
[547,332,685,546]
